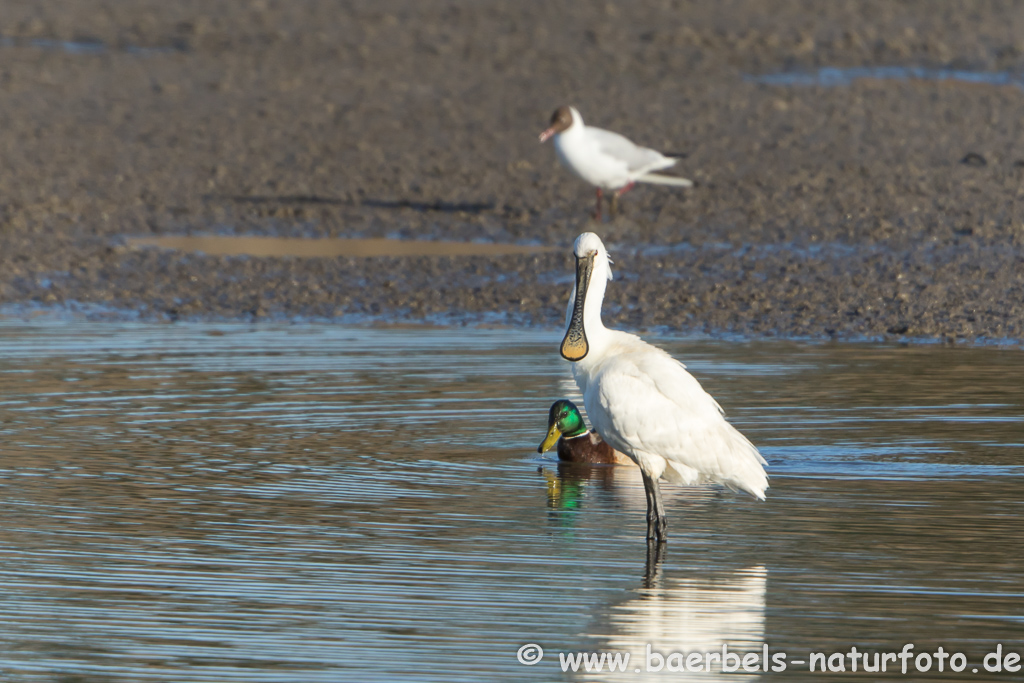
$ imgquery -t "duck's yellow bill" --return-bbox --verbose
[538,424,562,453]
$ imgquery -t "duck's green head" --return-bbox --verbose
[538,399,588,453]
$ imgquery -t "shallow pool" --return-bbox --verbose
[0,323,1021,681]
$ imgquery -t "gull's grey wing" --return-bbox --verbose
[585,126,676,175]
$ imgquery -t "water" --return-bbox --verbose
[747,66,1024,91]
[0,35,179,56]
[125,235,555,258]
[0,322,1022,681]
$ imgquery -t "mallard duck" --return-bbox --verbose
[559,232,768,543]
[538,399,634,465]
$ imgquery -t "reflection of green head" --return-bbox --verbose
[549,400,588,438]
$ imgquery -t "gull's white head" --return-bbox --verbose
[539,105,584,143]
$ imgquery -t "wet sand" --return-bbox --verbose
[3,1,1024,340]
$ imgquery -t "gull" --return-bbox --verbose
[539,106,693,219]
[559,232,768,543]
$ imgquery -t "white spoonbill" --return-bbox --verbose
[539,106,693,219]
[559,232,768,542]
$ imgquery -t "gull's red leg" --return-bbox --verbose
[593,188,603,220]
[610,182,635,217]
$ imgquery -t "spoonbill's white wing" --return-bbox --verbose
[584,339,768,499]
[585,126,676,176]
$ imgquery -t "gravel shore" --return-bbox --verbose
[3,1,1024,341]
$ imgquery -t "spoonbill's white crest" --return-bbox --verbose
[559,232,768,542]
[539,106,692,219]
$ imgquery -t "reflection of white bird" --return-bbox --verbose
[559,232,768,542]
[539,106,693,219]
[581,566,768,683]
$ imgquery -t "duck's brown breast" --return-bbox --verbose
[557,432,634,466]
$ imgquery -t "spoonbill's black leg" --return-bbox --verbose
[641,469,668,543]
